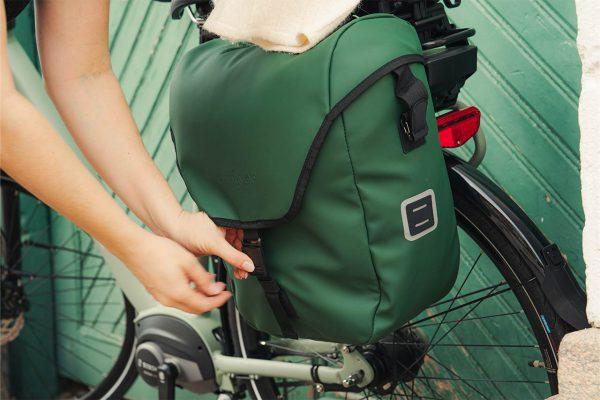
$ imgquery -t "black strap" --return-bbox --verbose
[242,230,298,339]
[393,66,429,153]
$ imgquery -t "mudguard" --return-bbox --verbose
[445,153,589,330]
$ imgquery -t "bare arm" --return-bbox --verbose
[1,2,231,313]
[35,0,181,236]
[35,0,253,279]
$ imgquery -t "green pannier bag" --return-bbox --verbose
[170,14,460,344]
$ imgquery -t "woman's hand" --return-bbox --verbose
[121,232,232,314]
[164,211,254,280]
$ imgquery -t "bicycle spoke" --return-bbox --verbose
[22,323,57,368]
[412,378,443,400]
[415,376,549,385]
[10,213,80,271]
[427,354,490,400]
[22,240,103,260]
[382,342,539,349]
[411,310,524,329]
[424,252,481,345]
[27,300,122,306]
[27,317,118,358]
[428,280,507,309]
[28,312,125,329]
[17,337,56,367]
[57,341,105,375]
[403,284,515,329]
[21,345,55,398]
[84,274,118,318]
[26,283,115,297]
[1,268,114,282]
[389,253,485,386]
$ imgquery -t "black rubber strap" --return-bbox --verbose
[393,66,429,153]
[242,230,298,339]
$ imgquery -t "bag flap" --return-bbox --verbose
[170,14,423,228]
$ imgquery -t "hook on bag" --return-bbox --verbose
[443,0,462,8]
[186,6,205,26]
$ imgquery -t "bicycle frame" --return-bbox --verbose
[8,32,588,396]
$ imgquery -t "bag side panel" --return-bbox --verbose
[330,17,460,342]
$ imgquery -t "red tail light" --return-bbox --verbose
[437,106,481,148]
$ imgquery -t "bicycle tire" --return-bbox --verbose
[79,295,137,400]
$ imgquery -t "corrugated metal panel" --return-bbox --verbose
[452,0,583,280]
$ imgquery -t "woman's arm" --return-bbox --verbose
[34,0,253,279]
[1,2,230,313]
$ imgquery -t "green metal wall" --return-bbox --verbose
[451,1,583,284]
[7,0,582,398]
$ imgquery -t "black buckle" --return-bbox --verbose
[242,234,262,247]
[242,234,268,277]
[239,230,299,334]
[541,244,564,269]
[394,66,429,153]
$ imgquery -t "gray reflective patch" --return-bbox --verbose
[401,189,438,241]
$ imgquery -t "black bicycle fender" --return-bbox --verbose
[445,153,589,331]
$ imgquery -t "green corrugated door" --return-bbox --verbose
[452,0,583,283]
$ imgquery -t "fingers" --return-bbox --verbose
[234,269,248,280]
[185,289,232,313]
[184,262,225,296]
[157,262,232,314]
[224,228,243,251]
[225,228,237,245]
[234,229,243,251]
[164,286,231,314]
[211,236,254,274]
[203,280,227,295]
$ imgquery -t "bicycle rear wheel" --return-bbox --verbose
[225,163,581,399]
[1,175,137,399]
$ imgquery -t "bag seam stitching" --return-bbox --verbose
[339,110,382,344]
[328,17,388,343]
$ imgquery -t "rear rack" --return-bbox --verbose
[356,0,478,110]
[180,0,477,111]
